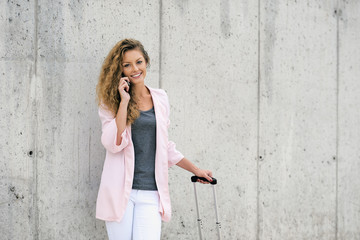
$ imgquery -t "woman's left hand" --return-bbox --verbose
[194,169,213,184]
[175,158,213,184]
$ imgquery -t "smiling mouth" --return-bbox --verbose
[131,72,142,78]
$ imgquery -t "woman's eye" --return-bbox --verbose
[123,64,130,68]
[137,61,142,64]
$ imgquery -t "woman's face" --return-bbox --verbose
[121,49,147,84]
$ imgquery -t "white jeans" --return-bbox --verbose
[105,189,161,240]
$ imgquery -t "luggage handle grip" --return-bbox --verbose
[191,176,217,185]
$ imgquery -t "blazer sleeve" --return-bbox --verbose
[163,92,185,167]
[98,105,130,154]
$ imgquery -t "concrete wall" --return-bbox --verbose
[0,0,359,239]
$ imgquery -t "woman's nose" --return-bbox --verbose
[132,64,139,71]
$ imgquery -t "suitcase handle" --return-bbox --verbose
[191,176,217,185]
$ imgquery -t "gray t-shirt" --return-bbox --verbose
[131,107,157,190]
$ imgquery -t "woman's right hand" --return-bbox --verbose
[118,77,130,103]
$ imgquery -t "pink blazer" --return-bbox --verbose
[95,87,184,222]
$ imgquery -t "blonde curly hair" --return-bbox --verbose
[96,39,150,125]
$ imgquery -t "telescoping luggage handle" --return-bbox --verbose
[191,176,221,240]
[191,176,217,185]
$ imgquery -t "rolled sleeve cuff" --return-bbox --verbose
[101,119,129,153]
[167,141,184,168]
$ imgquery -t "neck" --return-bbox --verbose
[132,82,149,98]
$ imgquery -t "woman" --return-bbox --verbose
[95,38,213,240]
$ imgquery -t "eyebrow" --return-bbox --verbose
[122,57,143,64]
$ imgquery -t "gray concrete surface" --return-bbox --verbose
[259,1,337,239]
[1,0,359,239]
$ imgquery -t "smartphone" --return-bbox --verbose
[121,73,131,92]
[125,80,131,91]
